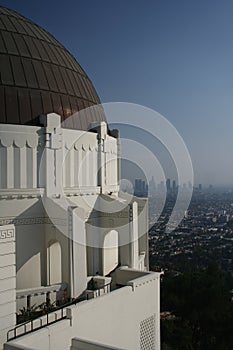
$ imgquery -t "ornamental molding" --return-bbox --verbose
[90,211,129,219]
[64,141,98,152]
[0,133,38,148]
[0,228,15,240]
[0,216,66,227]
[0,189,43,200]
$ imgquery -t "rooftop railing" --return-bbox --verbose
[7,304,67,342]
[8,279,112,342]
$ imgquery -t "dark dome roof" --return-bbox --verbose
[0,6,105,130]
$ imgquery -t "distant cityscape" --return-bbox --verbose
[148,183,233,274]
[121,177,233,274]
[121,175,214,198]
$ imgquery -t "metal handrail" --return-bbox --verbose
[7,282,112,342]
[86,281,111,298]
[7,303,67,341]
[87,281,111,292]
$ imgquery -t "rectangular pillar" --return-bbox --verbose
[0,224,16,350]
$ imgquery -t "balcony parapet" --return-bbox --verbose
[86,276,111,300]
[115,267,162,291]
[71,337,124,350]
[16,284,62,312]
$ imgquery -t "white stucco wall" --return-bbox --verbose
[0,120,119,193]
[0,120,119,293]
[6,271,161,350]
[70,338,123,350]
[0,117,157,350]
[0,225,16,350]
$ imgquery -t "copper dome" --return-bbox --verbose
[0,6,105,130]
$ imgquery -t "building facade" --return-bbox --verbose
[0,6,161,350]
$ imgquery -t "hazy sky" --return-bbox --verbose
[1,0,233,186]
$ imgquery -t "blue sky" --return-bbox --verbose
[1,0,233,185]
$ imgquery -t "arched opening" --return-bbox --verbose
[47,241,62,285]
[102,230,119,276]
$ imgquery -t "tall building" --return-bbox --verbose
[0,6,162,350]
[134,179,148,198]
[172,180,176,192]
[149,177,156,196]
[157,181,165,193]
[188,181,193,190]
[166,179,171,192]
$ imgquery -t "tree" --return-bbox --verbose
[161,264,233,349]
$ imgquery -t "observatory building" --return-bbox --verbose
[0,6,161,350]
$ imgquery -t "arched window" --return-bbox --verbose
[47,241,62,285]
[102,230,119,276]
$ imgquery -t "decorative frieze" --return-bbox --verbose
[0,228,14,240]
[0,217,66,227]
[90,211,129,219]
[0,133,38,148]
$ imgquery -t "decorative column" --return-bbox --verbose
[40,113,63,197]
[129,201,139,269]
[89,122,108,194]
[68,206,87,298]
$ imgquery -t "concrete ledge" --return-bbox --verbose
[0,189,43,200]
[4,343,33,350]
[16,284,61,298]
[115,267,162,291]
[115,267,150,286]
[71,338,123,350]
[64,187,101,196]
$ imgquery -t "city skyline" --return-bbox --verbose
[1,0,233,185]
[121,175,222,195]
